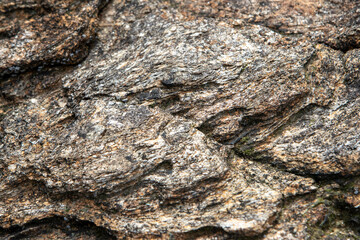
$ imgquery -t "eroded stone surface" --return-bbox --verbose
[253,47,360,176]
[167,0,360,51]
[264,183,360,240]
[0,89,315,237]
[65,16,316,146]
[1,94,228,194]
[0,0,107,77]
[1,0,360,239]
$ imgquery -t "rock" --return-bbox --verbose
[0,0,107,77]
[264,183,360,240]
[335,177,360,209]
[253,46,360,176]
[1,0,359,239]
[168,0,360,52]
[0,90,315,237]
[65,16,316,146]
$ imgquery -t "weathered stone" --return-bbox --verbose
[253,47,360,176]
[1,0,360,239]
[65,16,315,146]
[167,0,360,51]
[0,89,315,237]
[61,2,359,177]
[0,0,107,77]
[264,183,360,240]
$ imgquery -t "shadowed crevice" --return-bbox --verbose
[0,216,117,240]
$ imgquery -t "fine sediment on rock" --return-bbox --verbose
[1,0,360,239]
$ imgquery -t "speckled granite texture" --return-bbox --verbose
[1,0,360,239]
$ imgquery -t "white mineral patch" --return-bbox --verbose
[219,219,263,234]
[8,164,17,172]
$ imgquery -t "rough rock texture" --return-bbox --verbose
[264,183,360,240]
[0,0,107,76]
[1,0,360,239]
[253,46,360,176]
[170,0,360,52]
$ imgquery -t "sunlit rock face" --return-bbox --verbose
[1,0,360,239]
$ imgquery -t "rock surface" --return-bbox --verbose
[1,0,360,239]
[0,0,107,76]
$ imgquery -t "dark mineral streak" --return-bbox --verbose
[1,0,360,239]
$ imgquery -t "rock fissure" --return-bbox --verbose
[0,215,117,240]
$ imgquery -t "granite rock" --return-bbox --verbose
[1,0,360,239]
[0,0,107,77]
